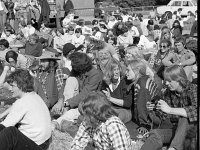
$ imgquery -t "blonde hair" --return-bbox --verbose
[128,59,148,83]
[126,46,155,79]
[103,58,125,84]
[125,46,144,61]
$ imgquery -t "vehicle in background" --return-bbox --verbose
[94,1,119,18]
[156,0,197,17]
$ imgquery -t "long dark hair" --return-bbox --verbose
[69,52,92,77]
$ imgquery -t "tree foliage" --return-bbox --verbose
[95,0,171,7]
[111,0,156,7]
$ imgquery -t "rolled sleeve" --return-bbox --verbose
[184,106,197,122]
[71,122,91,150]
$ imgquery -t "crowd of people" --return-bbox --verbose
[0,1,198,150]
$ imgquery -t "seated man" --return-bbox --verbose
[0,69,51,150]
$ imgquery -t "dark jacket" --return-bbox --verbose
[25,42,43,57]
[101,77,133,109]
[133,75,162,129]
[39,0,50,22]
[68,67,103,108]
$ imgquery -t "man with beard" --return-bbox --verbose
[32,51,66,113]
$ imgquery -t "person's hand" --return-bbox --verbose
[137,127,149,135]
[146,101,156,111]
[51,99,64,115]
[3,66,10,71]
[156,100,171,114]
[102,88,111,100]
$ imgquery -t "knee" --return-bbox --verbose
[148,129,164,145]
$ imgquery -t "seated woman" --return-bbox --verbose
[149,39,173,80]
[25,34,43,57]
[101,58,132,123]
[116,26,133,48]
[126,59,162,135]
[0,29,16,44]
[125,46,160,86]
[63,26,74,44]
[71,91,134,150]
[5,50,35,70]
[141,65,197,150]
[157,26,174,48]
[53,28,67,53]
[72,28,85,48]
[0,69,51,150]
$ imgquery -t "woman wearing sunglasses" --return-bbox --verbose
[149,39,173,80]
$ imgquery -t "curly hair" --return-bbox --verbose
[78,91,117,124]
[6,69,34,92]
[103,58,125,85]
[69,52,93,77]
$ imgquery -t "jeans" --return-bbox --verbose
[0,124,50,150]
[141,117,192,150]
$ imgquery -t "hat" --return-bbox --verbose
[38,51,60,60]
[63,43,76,57]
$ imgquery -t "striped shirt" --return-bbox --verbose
[133,75,161,128]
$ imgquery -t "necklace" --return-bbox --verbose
[38,72,49,99]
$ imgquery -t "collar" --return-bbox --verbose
[108,76,120,92]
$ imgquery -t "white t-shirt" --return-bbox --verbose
[63,77,79,101]
[72,35,85,48]
[2,92,51,145]
[107,20,117,29]
[24,26,36,38]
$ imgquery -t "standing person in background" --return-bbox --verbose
[29,0,41,22]
[37,0,50,30]
[63,0,74,17]
[177,8,182,19]
[0,0,8,30]
[13,0,29,30]
[4,0,15,29]
[55,0,64,28]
